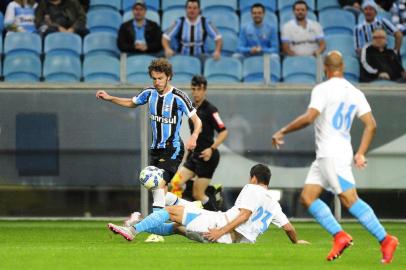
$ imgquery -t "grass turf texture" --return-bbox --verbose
[0,221,404,270]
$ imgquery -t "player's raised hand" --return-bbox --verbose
[272,131,285,149]
[96,90,112,101]
[354,153,367,169]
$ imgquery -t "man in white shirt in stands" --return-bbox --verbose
[281,0,325,56]
[108,164,309,245]
[272,51,399,264]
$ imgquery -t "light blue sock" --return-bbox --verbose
[134,209,170,233]
[349,199,386,242]
[146,223,175,236]
[308,199,342,236]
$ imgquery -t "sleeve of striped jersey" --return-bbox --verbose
[163,18,182,41]
[360,44,378,74]
[209,106,226,132]
[205,19,222,40]
[381,18,397,34]
[174,90,196,117]
[308,85,326,113]
[356,93,372,118]
[354,26,361,50]
[132,89,151,105]
[269,202,289,228]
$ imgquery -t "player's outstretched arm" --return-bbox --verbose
[96,90,136,108]
[282,223,310,244]
[354,112,377,169]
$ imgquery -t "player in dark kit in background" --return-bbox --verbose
[171,75,228,211]
[96,58,202,211]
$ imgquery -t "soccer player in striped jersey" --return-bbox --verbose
[96,58,202,211]
[272,51,399,263]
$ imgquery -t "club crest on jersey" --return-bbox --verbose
[150,114,177,124]
[163,105,171,112]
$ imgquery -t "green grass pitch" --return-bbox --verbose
[0,221,404,270]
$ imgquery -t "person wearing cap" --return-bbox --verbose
[117,1,163,55]
[354,0,402,55]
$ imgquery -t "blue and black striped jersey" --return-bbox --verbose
[132,87,196,149]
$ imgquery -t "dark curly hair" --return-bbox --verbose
[148,58,173,79]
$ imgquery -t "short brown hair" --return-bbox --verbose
[148,58,173,79]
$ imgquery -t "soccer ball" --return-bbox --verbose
[139,166,163,190]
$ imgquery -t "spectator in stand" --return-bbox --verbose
[117,2,162,55]
[390,0,406,34]
[376,0,396,11]
[360,29,406,82]
[235,3,279,58]
[35,0,88,37]
[4,0,38,33]
[281,0,325,57]
[162,0,223,60]
[339,0,362,16]
[354,0,402,55]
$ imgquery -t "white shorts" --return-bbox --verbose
[182,206,233,244]
[304,157,355,194]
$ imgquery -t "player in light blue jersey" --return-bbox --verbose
[272,51,399,264]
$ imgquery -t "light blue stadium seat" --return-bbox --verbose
[243,55,281,83]
[241,10,278,29]
[83,55,120,83]
[278,0,315,12]
[4,32,41,57]
[282,56,316,83]
[0,35,2,55]
[162,8,184,31]
[204,57,242,83]
[89,0,121,11]
[87,9,122,34]
[279,9,317,26]
[201,0,237,13]
[319,9,355,36]
[239,0,277,13]
[325,35,356,58]
[206,31,238,56]
[83,32,120,58]
[123,9,160,25]
[43,55,81,82]
[44,32,82,57]
[122,0,160,12]
[3,54,41,82]
[203,10,239,35]
[0,12,3,33]
[126,55,155,84]
[400,36,406,58]
[162,0,186,11]
[343,56,360,83]
[170,55,201,83]
[317,0,340,12]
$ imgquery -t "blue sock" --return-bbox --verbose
[134,209,170,233]
[308,199,342,236]
[146,223,175,236]
[349,199,386,242]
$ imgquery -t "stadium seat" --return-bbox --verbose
[88,0,121,11]
[278,0,315,12]
[203,10,239,35]
[162,0,186,11]
[201,0,237,13]
[122,0,160,12]
[240,10,278,29]
[83,32,120,58]
[123,9,160,25]
[0,35,2,56]
[343,56,360,83]
[282,56,317,83]
[126,54,155,84]
[4,32,41,57]
[319,9,355,36]
[43,55,81,82]
[206,31,238,56]
[83,55,120,83]
[3,54,41,82]
[169,55,201,83]
[239,0,277,13]
[87,9,122,34]
[44,32,82,57]
[204,57,242,83]
[279,10,317,26]
[162,8,184,31]
[400,36,406,58]
[316,0,340,12]
[0,12,3,33]
[325,35,356,58]
[243,55,281,83]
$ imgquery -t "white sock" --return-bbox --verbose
[165,192,198,207]
[152,188,165,208]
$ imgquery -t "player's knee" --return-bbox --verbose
[300,193,313,208]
